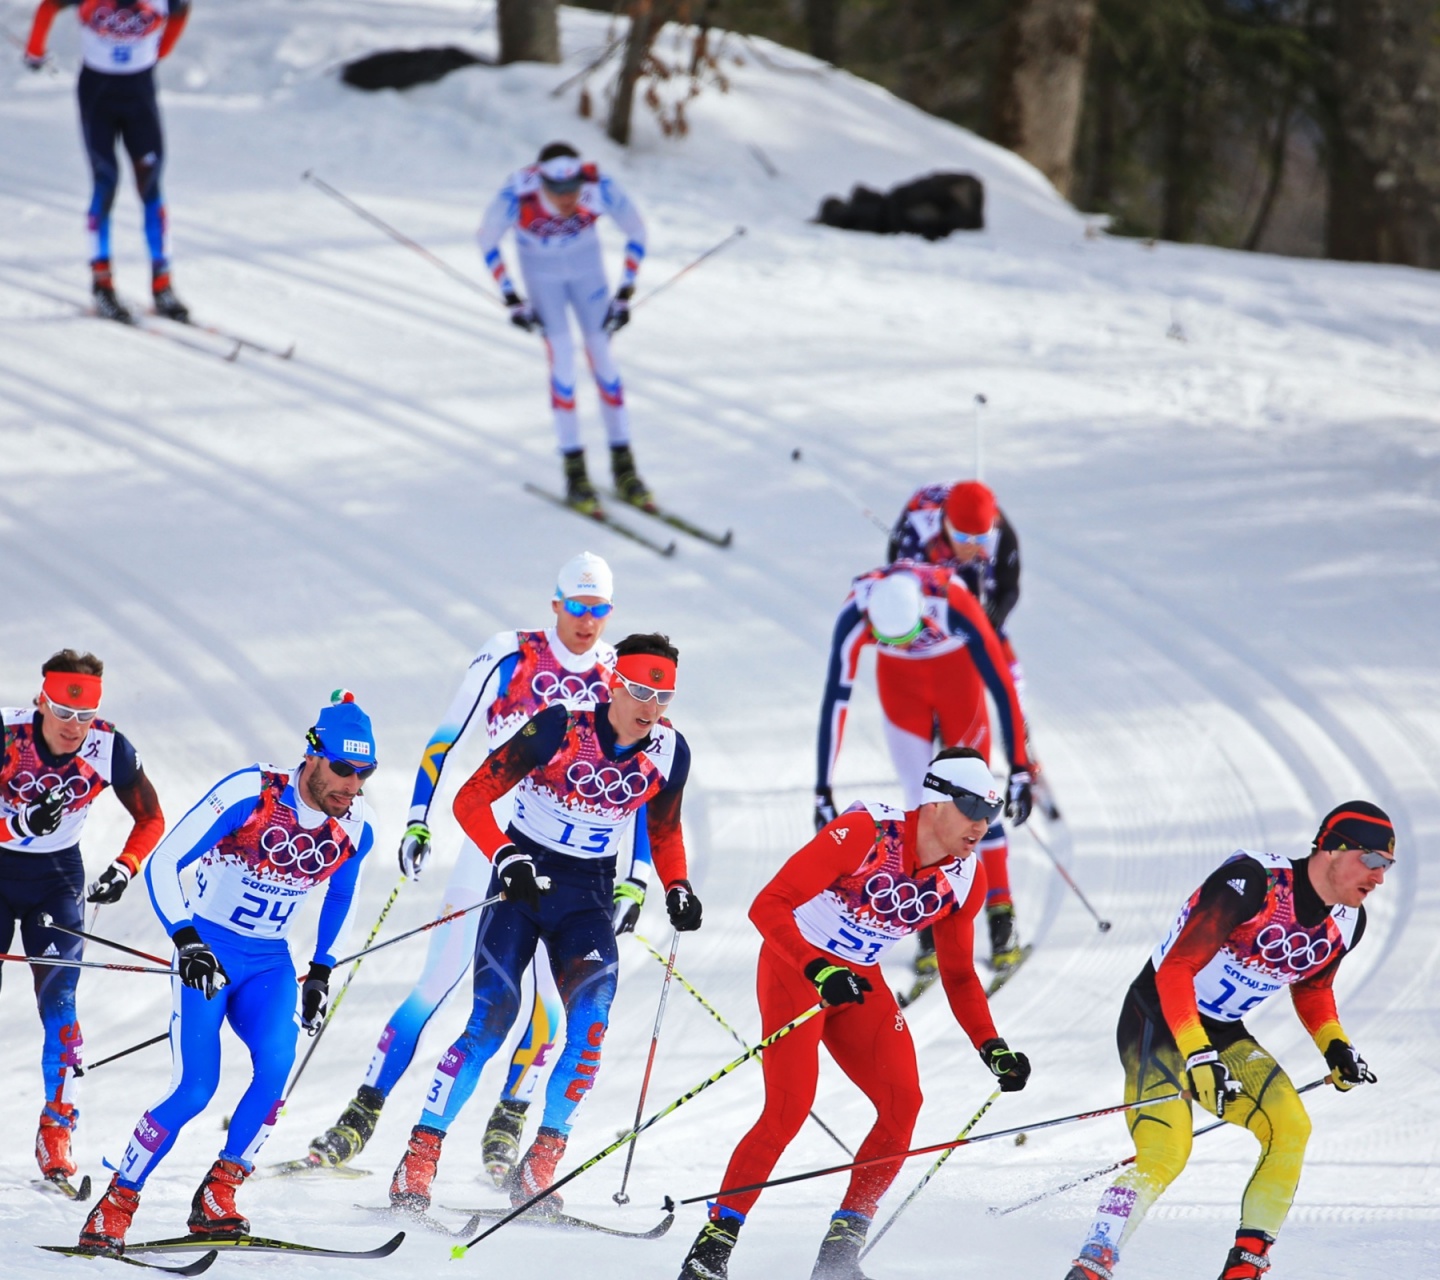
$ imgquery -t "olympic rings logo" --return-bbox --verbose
[11,771,89,803]
[89,6,161,38]
[258,825,343,877]
[1256,923,1333,973]
[532,671,602,704]
[566,761,649,804]
[864,873,944,926]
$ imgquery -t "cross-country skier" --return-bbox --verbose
[303,552,654,1187]
[677,748,1032,1280]
[1064,802,1391,1280]
[2,649,164,1190]
[388,633,701,1214]
[478,141,652,513]
[815,561,1034,970]
[23,0,192,323]
[75,694,378,1253]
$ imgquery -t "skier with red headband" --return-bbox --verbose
[479,141,652,513]
[1,648,164,1193]
[389,632,701,1215]
[1065,802,1391,1280]
[678,748,1032,1280]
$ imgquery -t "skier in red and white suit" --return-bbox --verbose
[815,561,1034,968]
[677,749,1032,1280]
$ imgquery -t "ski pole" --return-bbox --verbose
[987,1077,1329,1216]
[453,1003,826,1255]
[1025,824,1112,932]
[632,226,746,311]
[329,887,513,967]
[613,930,681,1205]
[788,447,891,534]
[634,934,853,1157]
[0,952,170,975]
[679,1091,1187,1204]
[302,170,500,307]
[73,1032,169,1077]
[972,393,986,479]
[860,1087,1002,1258]
[38,913,169,966]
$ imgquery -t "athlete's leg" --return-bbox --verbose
[526,272,581,452]
[876,655,939,810]
[1220,1038,1311,1238]
[15,856,86,1122]
[114,69,167,276]
[77,68,122,273]
[573,273,630,446]
[217,947,300,1170]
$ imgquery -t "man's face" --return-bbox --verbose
[300,755,365,818]
[545,186,582,217]
[1315,845,1390,909]
[606,675,670,747]
[38,694,95,755]
[552,595,610,655]
[915,801,990,867]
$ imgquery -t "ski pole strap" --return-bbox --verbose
[73,1031,168,1077]
[0,951,170,975]
[37,913,168,966]
[453,1002,826,1254]
[680,1090,1188,1205]
[329,889,503,967]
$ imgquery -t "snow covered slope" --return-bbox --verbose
[2,2,1439,1277]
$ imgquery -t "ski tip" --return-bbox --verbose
[380,1231,406,1256]
[281,344,297,360]
[718,529,734,547]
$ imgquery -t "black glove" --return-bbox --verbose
[497,847,544,910]
[398,821,431,880]
[804,957,872,1006]
[602,284,634,334]
[504,291,541,334]
[86,860,131,905]
[300,962,331,1035]
[13,786,66,839]
[1324,1038,1376,1091]
[612,877,646,935]
[979,1037,1032,1092]
[813,788,838,832]
[1006,768,1033,827]
[665,879,703,932]
[1185,1046,1240,1118]
[173,926,229,999]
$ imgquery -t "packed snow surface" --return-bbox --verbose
[2,2,1439,1277]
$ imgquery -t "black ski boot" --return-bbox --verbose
[987,903,1023,969]
[810,1211,872,1280]
[610,443,654,509]
[308,1085,384,1167]
[481,1098,529,1188]
[91,260,132,323]
[152,267,190,323]
[562,448,600,514]
[678,1213,742,1280]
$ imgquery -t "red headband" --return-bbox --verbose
[613,653,677,692]
[43,670,102,709]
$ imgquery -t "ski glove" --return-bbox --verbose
[300,962,331,1035]
[813,787,838,832]
[504,291,541,334]
[805,958,872,1006]
[1006,768,1033,827]
[666,879,704,932]
[612,877,646,935]
[602,284,634,334]
[1324,1038,1376,1091]
[86,861,131,905]
[979,1038,1032,1092]
[497,847,545,910]
[1186,1046,1241,1118]
[173,926,229,999]
[12,786,66,839]
[398,821,432,880]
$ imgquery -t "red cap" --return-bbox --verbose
[43,671,102,710]
[614,653,677,692]
[944,481,997,535]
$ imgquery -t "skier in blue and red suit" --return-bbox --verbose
[24,0,192,323]
[1,648,164,1189]
[389,632,702,1215]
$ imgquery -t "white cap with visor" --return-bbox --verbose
[556,551,614,602]
[920,754,1004,822]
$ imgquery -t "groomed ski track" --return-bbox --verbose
[2,2,1439,1277]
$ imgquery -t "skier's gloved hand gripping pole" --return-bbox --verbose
[613,931,682,1206]
[452,1003,826,1256]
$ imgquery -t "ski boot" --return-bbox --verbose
[151,267,191,323]
[187,1158,250,1236]
[810,1210,872,1280]
[308,1085,384,1167]
[76,1174,141,1255]
[509,1126,566,1215]
[678,1211,742,1280]
[91,260,132,324]
[1219,1229,1274,1278]
[562,449,601,515]
[987,903,1023,970]
[389,1125,444,1213]
[1065,1241,1117,1280]
[36,1101,78,1180]
[610,443,654,509]
[481,1098,529,1188]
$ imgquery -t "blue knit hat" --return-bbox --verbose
[306,689,376,767]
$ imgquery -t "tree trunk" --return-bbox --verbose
[806,0,841,65]
[498,0,560,65]
[607,1,656,146]
[991,0,1098,198]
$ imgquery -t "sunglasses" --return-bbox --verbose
[945,522,999,553]
[44,697,99,724]
[321,753,377,780]
[615,673,676,706]
[1352,846,1394,871]
[560,598,614,619]
[922,771,1003,822]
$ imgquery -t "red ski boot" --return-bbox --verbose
[36,1102,78,1180]
[509,1126,567,1214]
[1219,1230,1274,1278]
[1065,1241,1118,1280]
[76,1175,141,1254]
[187,1158,250,1236]
[389,1125,444,1213]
